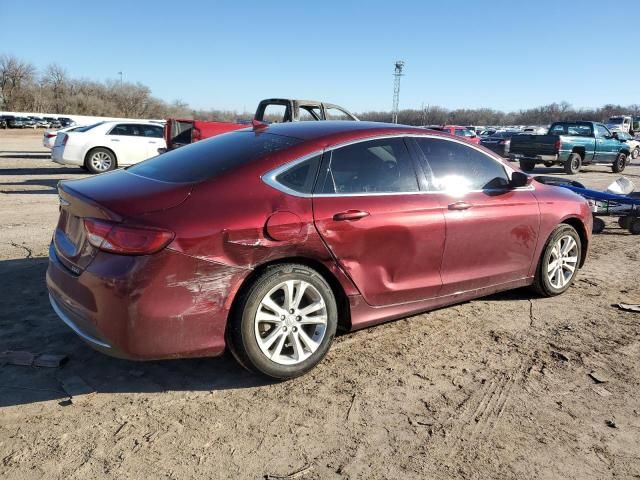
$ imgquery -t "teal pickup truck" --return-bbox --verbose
[509,121,632,175]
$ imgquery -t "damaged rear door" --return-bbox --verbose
[312,137,445,306]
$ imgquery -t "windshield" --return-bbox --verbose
[608,118,624,125]
[128,131,303,183]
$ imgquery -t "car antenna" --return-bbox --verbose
[251,119,269,130]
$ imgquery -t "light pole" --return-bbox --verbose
[118,71,123,86]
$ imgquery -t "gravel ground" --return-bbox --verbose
[1,129,639,479]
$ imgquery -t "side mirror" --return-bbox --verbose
[510,171,531,188]
[612,132,619,139]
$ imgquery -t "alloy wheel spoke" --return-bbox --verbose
[291,332,306,362]
[298,328,319,352]
[270,332,288,360]
[299,314,327,325]
[283,280,296,311]
[291,282,308,310]
[260,326,284,350]
[262,296,286,316]
[299,300,324,316]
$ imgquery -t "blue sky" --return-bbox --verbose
[1,1,634,113]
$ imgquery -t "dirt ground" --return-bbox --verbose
[1,129,639,480]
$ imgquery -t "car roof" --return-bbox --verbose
[253,121,432,143]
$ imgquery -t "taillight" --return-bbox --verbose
[192,127,201,141]
[61,133,69,145]
[554,139,562,151]
[83,219,174,255]
[46,133,57,138]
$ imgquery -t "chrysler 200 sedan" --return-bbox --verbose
[47,121,592,379]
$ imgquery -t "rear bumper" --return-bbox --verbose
[510,153,558,162]
[51,145,83,165]
[46,243,250,360]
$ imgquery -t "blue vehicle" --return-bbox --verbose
[510,121,632,175]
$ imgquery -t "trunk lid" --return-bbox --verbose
[53,169,192,273]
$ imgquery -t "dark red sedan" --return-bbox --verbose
[47,121,592,378]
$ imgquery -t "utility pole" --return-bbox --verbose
[391,60,405,124]
[118,71,123,86]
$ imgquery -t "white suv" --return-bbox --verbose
[51,121,166,174]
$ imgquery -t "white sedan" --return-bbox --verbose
[51,121,166,174]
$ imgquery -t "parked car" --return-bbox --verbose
[164,98,359,150]
[8,116,27,128]
[43,125,84,149]
[45,117,62,128]
[510,121,633,174]
[616,131,640,159]
[23,117,37,128]
[480,131,519,157]
[429,125,481,144]
[479,128,498,138]
[522,126,546,135]
[51,121,166,173]
[47,121,592,378]
[58,117,76,128]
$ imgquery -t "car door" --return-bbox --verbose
[106,124,152,165]
[140,124,165,158]
[411,136,540,296]
[594,124,616,163]
[312,136,445,306]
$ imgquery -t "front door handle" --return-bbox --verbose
[333,210,370,221]
[110,139,120,142]
[448,201,472,210]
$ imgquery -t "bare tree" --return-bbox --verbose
[0,54,36,110]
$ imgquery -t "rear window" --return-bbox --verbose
[75,122,104,132]
[128,131,302,183]
[549,123,592,136]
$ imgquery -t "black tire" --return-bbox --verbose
[520,159,535,172]
[629,219,640,235]
[618,216,632,229]
[84,147,116,174]
[612,153,627,173]
[564,153,581,175]
[227,263,338,379]
[532,224,582,297]
[544,161,554,168]
[592,217,605,234]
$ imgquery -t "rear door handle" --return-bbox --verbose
[448,201,472,210]
[333,210,370,221]
[111,139,120,142]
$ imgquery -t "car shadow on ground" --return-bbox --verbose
[1,167,85,176]
[0,153,52,160]
[0,257,274,408]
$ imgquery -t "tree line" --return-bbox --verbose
[1,54,638,125]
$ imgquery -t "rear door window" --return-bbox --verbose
[141,124,164,138]
[319,138,419,194]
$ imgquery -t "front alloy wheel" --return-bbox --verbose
[546,235,579,289]
[533,224,581,296]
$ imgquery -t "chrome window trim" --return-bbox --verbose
[261,133,533,198]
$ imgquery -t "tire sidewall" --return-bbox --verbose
[537,225,581,296]
[565,153,581,175]
[612,153,626,173]
[232,265,338,379]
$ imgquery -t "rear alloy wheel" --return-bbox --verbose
[533,225,581,296]
[85,148,116,174]
[612,153,627,173]
[228,264,337,379]
[544,161,554,167]
[520,159,535,172]
[564,153,581,175]
[632,147,639,160]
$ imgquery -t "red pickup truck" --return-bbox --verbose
[164,98,358,150]
[428,125,481,144]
